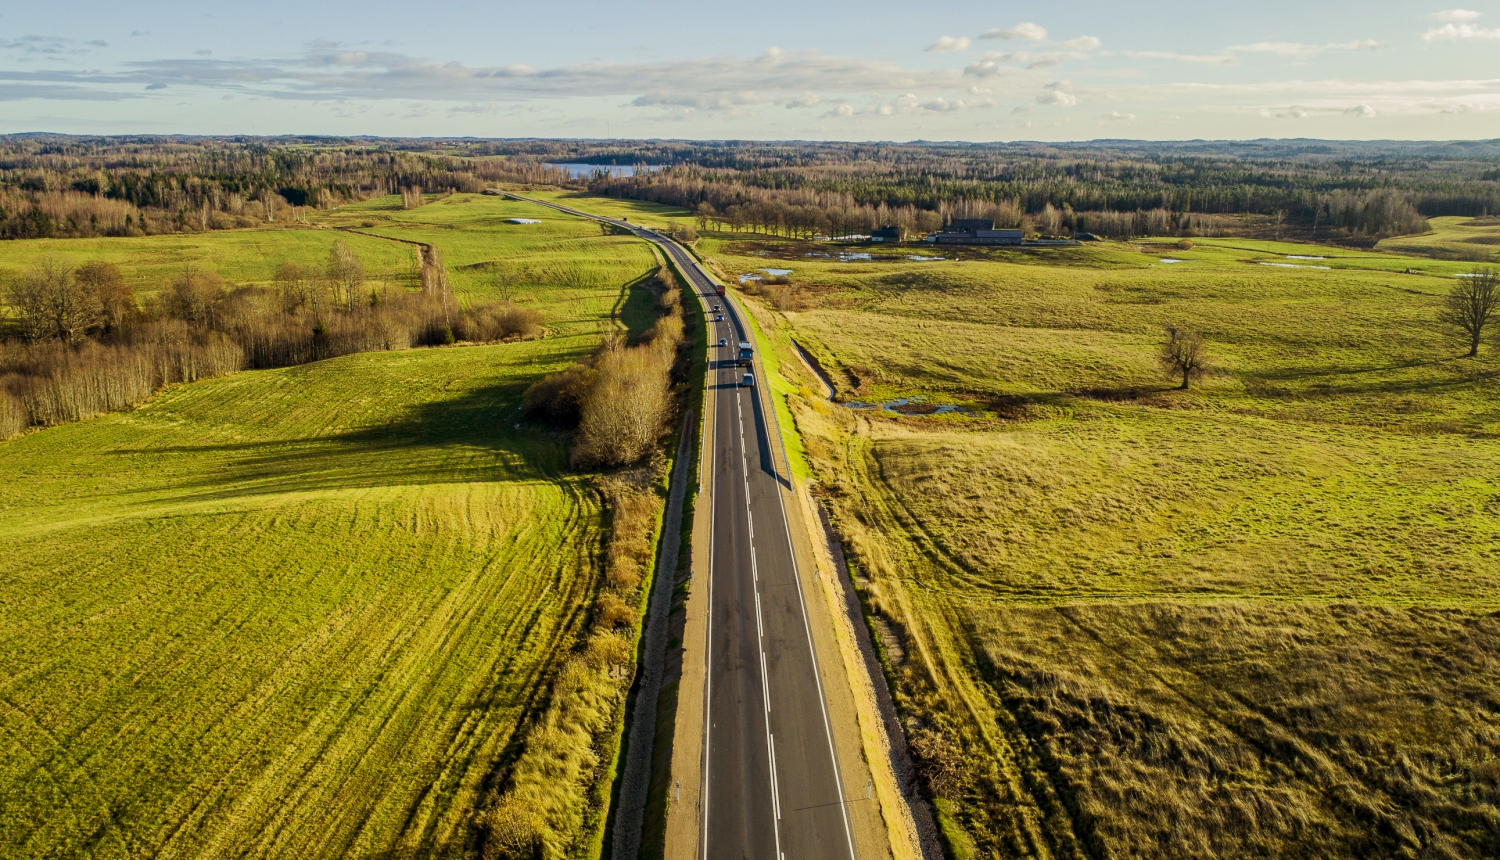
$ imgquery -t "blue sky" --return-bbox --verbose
[1,1,1497,140]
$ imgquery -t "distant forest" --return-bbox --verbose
[3,134,1498,243]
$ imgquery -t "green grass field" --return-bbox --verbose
[1379,215,1500,263]
[0,342,607,858]
[0,193,673,858]
[724,227,1500,858]
[0,193,663,342]
[314,193,663,336]
[0,228,413,305]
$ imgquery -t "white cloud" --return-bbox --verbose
[824,103,854,117]
[980,23,1047,42]
[13,44,960,105]
[926,36,970,53]
[1123,50,1236,65]
[1104,110,1135,120]
[1037,82,1077,107]
[1434,9,1483,21]
[1053,36,1101,51]
[783,92,820,108]
[875,93,996,115]
[963,55,1021,78]
[1424,23,1500,41]
[630,91,763,113]
[1346,103,1377,117]
[1230,39,1384,55]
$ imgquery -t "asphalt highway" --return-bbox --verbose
[508,196,857,860]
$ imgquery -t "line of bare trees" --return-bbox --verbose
[523,265,688,469]
[1,241,541,439]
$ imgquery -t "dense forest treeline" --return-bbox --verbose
[2,134,1498,242]
[0,135,580,239]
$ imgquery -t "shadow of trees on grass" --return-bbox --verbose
[139,376,575,506]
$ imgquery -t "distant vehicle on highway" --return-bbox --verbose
[718,338,727,346]
[741,373,754,387]
[716,314,724,321]
[712,305,721,312]
[737,342,754,366]
[715,284,726,297]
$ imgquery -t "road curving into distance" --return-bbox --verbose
[508,194,858,860]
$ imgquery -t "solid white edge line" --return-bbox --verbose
[765,366,861,860]
[698,267,717,860]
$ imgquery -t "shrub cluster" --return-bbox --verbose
[523,265,687,470]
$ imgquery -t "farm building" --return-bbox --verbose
[870,225,905,243]
[931,218,1023,245]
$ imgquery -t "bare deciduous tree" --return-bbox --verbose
[1160,325,1210,390]
[273,262,311,314]
[7,258,100,344]
[1442,268,1499,357]
[326,240,365,312]
[166,267,226,326]
[75,261,134,334]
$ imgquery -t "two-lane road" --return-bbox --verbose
[510,195,857,860]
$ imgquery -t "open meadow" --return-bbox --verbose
[0,193,673,858]
[0,343,603,858]
[703,225,1500,858]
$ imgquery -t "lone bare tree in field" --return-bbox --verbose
[1442,268,1499,357]
[1160,325,1210,389]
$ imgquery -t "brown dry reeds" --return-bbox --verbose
[0,390,25,440]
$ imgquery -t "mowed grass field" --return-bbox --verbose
[0,195,668,857]
[0,343,602,858]
[719,229,1500,858]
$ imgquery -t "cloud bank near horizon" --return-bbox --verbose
[0,5,1497,140]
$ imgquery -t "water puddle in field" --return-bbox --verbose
[1287,255,1327,260]
[1159,258,1186,264]
[506,218,542,224]
[739,267,794,283]
[1457,272,1490,278]
[1260,262,1331,270]
[906,255,948,261]
[843,396,976,416]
